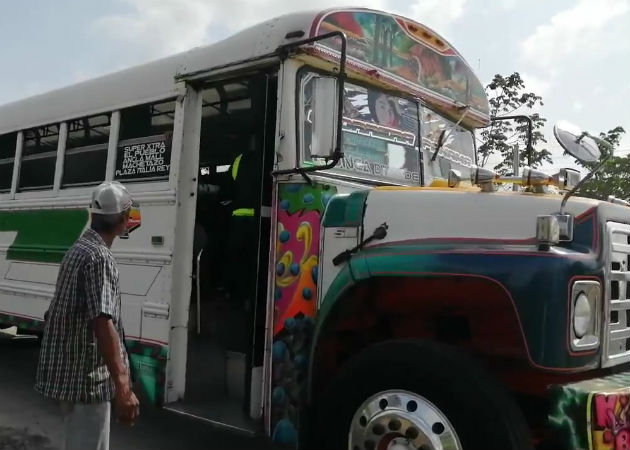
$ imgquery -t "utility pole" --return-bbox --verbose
[512,144,520,191]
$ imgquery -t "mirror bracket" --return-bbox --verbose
[273,31,348,177]
[537,214,574,247]
[560,155,610,214]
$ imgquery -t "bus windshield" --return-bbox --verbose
[421,107,476,183]
[301,73,421,185]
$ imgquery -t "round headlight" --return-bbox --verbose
[573,292,592,338]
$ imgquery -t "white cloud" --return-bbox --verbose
[94,0,217,60]
[0,81,52,105]
[408,0,467,32]
[500,0,518,9]
[521,0,630,69]
[572,100,584,112]
[520,72,552,99]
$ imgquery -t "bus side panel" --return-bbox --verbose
[0,192,177,407]
[113,192,176,407]
[0,208,89,330]
[268,181,338,445]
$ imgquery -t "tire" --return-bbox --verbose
[308,340,533,450]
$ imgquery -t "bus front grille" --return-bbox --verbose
[603,222,630,367]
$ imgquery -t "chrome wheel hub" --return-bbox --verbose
[349,390,462,450]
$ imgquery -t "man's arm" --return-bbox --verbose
[92,316,139,424]
[83,256,139,424]
[92,316,130,392]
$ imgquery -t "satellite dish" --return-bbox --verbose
[553,120,601,163]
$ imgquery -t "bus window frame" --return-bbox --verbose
[0,132,18,194]
[61,113,112,189]
[18,124,61,193]
[113,98,177,185]
[62,141,110,189]
[295,65,424,187]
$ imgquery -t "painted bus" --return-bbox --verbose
[0,7,629,450]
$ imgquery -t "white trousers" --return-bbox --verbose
[60,401,111,450]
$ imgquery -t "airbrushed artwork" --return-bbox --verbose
[312,10,490,126]
[270,182,336,445]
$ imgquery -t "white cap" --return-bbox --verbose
[90,181,133,215]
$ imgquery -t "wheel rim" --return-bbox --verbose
[349,390,462,450]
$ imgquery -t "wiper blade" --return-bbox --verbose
[431,130,447,161]
[430,105,471,162]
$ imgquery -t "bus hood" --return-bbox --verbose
[360,189,630,249]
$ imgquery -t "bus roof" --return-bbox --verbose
[0,8,489,135]
[0,11,316,135]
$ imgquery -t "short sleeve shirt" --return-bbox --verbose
[35,228,128,403]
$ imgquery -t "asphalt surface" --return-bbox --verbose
[0,334,278,450]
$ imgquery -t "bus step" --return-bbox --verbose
[163,398,260,435]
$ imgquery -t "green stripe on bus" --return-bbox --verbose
[0,209,89,263]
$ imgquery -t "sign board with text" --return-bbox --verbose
[115,134,172,182]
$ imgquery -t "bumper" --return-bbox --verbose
[548,371,630,450]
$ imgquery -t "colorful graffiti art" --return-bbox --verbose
[312,10,490,127]
[590,393,630,450]
[270,182,337,445]
[549,373,630,450]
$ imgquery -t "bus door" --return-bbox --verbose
[165,72,277,432]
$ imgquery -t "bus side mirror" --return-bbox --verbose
[311,76,339,158]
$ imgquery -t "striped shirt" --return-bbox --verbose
[35,228,128,403]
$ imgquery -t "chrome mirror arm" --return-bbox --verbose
[560,154,611,215]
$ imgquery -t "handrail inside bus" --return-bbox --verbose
[196,248,204,335]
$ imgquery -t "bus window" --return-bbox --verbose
[19,125,59,191]
[0,132,17,192]
[300,72,421,186]
[119,100,175,140]
[63,114,110,187]
[115,100,175,183]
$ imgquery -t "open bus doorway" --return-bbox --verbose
[165,73,277,432]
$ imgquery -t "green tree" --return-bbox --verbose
[575,126,628,201]
[478,72,552,174]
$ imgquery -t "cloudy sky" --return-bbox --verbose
[0,0,628,172]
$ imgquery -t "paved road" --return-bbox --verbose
[0,335,278,450]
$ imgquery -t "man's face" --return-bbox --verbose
[117,210,131,237]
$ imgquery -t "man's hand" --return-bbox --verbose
[113,376,140,425]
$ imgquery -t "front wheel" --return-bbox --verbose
[309,340,533,450]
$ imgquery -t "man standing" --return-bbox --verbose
[35,181,140,450]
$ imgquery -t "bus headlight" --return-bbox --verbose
[573,292,591,338]
[570,281,601,351]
